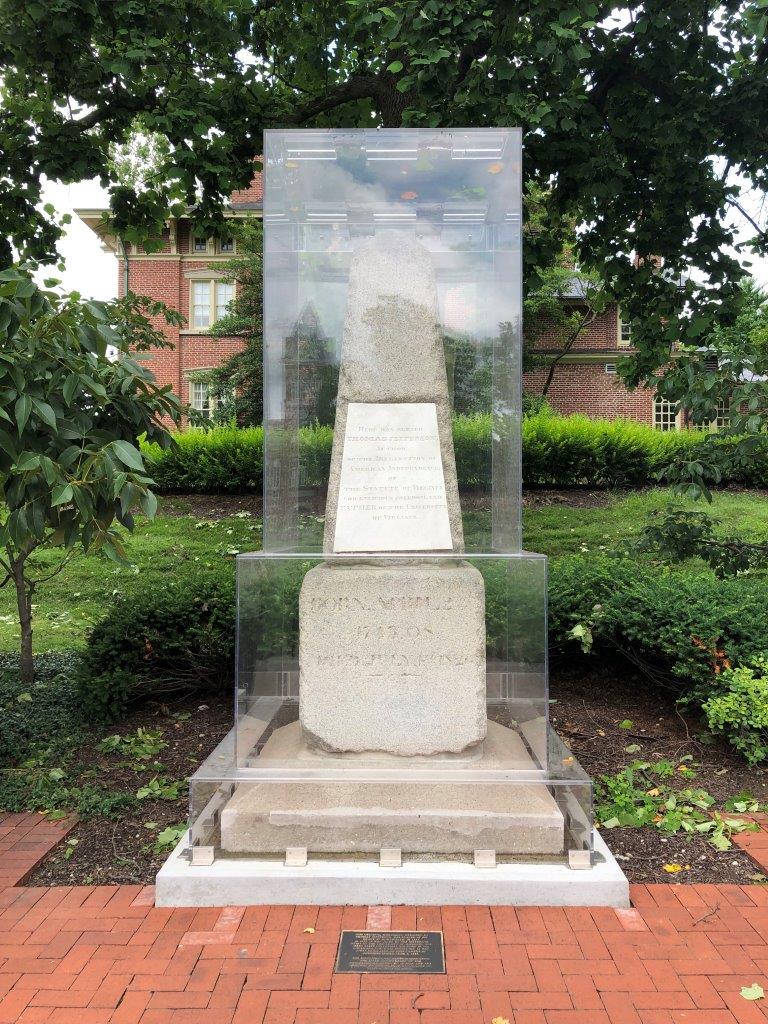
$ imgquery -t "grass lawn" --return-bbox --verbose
[1,487,766,653]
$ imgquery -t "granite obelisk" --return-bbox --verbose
[298,232,487,756]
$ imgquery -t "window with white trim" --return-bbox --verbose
[653,395,678,431]
[219,237,235,253]
[191,280,211,328]
[618,315,632,347]
[216,281,235,318]
[713,398,730,430]
[192,235,208,252]
[190,280,235,329]
[190,380,211,417]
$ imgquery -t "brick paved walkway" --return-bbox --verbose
[733,814,768,876]
[1,884,768,1023]
[0,813,76,888]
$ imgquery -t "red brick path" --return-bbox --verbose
[733,815,768,876]
[1,884,768,1023]
[0,813,76,888]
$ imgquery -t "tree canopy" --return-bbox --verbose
[1,1,767,413]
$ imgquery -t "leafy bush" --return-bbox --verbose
[702,656,768,764]
[0,652,86,766]
[76,548,768,764]
[0,652,140,816]
[522,414,707,487]
[522,393,554,417]
[142,425,264,493]
[77,568,235,721]
[142,416,768,494]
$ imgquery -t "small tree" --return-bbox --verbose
[524,260,609,397]
[205,218,263,426]
[0,268,181,685]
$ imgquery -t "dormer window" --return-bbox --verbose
[193,235,208,252]
[220,237,235,253]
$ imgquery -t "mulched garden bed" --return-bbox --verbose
[551,659,768,885]
[158,487,623,520]
[27,695,231,888]
[158,485,766,520]
[24,658,768,888]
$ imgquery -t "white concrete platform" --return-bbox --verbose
[155,830,629,907]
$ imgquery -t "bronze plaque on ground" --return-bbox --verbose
[335,930,445,974]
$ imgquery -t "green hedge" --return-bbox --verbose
[77,553,768,760]
[142,415,768,493]
[548,554,768,698]
[77,569,235,721]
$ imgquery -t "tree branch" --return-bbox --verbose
[727,198,767,245]
[289,75,381,123]
[542,308,599,395]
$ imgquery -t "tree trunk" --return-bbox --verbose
[378,76,408,127]
[11,558,33,686]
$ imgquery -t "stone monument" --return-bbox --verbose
[220,231,564,856]
[156,129,629,908]
[299,231,486,757]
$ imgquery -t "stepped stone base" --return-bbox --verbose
[220,721,564,856]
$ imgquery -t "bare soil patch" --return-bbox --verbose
[551,658,768,884]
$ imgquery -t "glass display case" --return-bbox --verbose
[185,128,595,873]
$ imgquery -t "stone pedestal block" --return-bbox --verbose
[298,561,486,756]
[220,721,565,856]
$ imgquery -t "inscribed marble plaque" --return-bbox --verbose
[332,402,452,553]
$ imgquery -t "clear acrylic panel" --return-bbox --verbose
[183,128,594,870]
[262,128,523,554]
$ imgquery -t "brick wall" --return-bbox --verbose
[231,175,264,207]
[121,251,245,412]
[115,173,655,425]
[523,361,654,423]
[531,303,625,353]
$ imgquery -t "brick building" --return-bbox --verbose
[522,276,672,428]
[77,173,676,429]
[77,176,264,419]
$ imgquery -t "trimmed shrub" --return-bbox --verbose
[142,416,768,494]
[78,546,768,765]
[0,652,86,766]
[548,554,768,697]
[77,568,236,721]
[142,425,264,493]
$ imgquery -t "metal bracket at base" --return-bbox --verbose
[568,849,592,870]
[285,847,308,867]
[191,845,215,867]
[474,849,497,869]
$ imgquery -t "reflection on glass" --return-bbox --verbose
[263,128,522,554]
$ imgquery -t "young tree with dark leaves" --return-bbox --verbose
[0,268,181,685]
[203,219,264,427]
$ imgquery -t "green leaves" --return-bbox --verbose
[741,984,765,1002]
[0,266,181,683]
[111,439,145,471]
[51,484,73,507]
[15,394,30,434]
[596,759,761,850]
